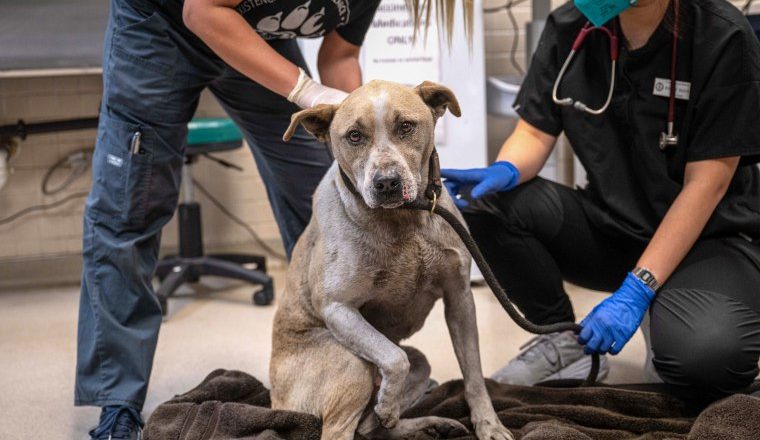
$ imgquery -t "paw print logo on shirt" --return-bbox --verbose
[281,1,312,29]
[252,1,341,39]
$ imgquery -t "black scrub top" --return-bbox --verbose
[234,0,381,45]
[515,0,760,241]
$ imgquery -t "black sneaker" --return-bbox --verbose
[89,405,144,440]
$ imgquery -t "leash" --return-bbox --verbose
[402,198,600,387]
[337,148,600,387]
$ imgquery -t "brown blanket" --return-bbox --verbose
[144,369,760,440]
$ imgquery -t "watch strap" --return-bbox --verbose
[632,267,661,292]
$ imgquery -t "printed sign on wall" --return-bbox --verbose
[360,0,444,140]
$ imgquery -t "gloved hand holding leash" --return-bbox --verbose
[442,161,654,357]
[442,161,520,208]
[579,272,655,355]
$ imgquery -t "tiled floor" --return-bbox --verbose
[0,268,648,439]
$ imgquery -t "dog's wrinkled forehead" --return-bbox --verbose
[281,80,460,145]
[332,81,432,131]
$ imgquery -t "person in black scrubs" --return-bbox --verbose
[443,0,760,402]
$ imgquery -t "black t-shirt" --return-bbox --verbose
[234,0,380,45]
[515,0,760,241]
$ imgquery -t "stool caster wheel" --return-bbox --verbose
[253,285,274,306]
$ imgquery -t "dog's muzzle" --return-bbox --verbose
[372,169,405,205]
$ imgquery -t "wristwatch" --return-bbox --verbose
[632,267,661,292]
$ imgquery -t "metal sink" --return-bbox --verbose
[486,75,523,118]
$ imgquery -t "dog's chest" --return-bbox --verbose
[357,236,459,342]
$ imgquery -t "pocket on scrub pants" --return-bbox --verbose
[89,115,157,228]
[92,114,185,229]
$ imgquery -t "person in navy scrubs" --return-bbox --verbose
[77,1,381,438]
[444,0,760,402]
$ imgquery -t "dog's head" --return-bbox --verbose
[283,80,460,209]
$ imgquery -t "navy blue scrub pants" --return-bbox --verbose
[75,0,331,410]
[465,178,760,402]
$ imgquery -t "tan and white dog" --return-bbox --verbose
[270,80,513,440]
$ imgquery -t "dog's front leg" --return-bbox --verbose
[322,301,409,429]
[443,283,514,440]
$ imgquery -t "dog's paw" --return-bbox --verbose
[374,400,400,429]
[421,417,469,437]
[474,418,514,440]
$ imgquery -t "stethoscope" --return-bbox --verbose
[552,0,681,150]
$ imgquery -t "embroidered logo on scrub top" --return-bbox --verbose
[235,0,351,39]
[653,77,691,100]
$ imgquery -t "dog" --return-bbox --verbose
[270,80,513,440]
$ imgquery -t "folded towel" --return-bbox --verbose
[144,369,760,440]
[144,369,321,440]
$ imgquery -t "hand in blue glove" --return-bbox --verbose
[441,161,520,209]
[578,272,656,355]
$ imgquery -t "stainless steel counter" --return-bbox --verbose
[0,0,107,77]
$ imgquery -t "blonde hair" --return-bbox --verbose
[406,0,474,45]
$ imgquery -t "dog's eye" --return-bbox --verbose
[347,130,363,144]
[399,121,415,137]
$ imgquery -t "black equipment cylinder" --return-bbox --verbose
[179,202,204,258]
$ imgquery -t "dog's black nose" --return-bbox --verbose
[373,172,401,194]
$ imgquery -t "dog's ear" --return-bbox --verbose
[414,81,462,119]
[283,104,337,143]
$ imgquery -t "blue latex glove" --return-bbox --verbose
[441,161,520,209]
[578,272,656,355]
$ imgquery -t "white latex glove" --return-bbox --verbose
[287,67,348,108]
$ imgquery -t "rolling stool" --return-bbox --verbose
[155,118,274,315]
